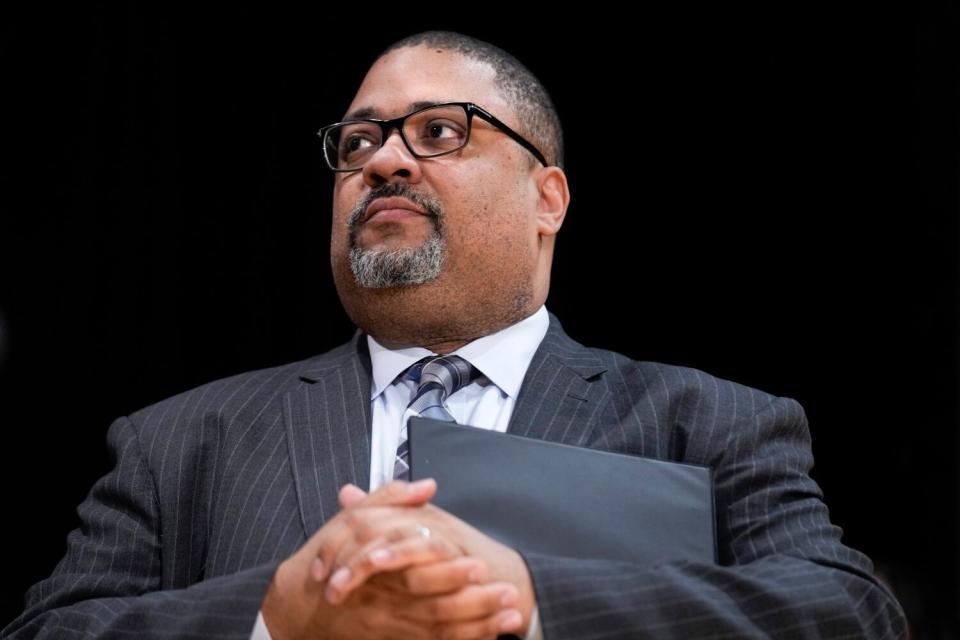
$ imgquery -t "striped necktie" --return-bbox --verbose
[393,355,479,481]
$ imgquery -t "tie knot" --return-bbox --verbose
[394,354,480,481]
[407,355,479,397]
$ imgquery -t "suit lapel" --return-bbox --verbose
[283,334,372,537]
[508,314,610,446]
[280,315,612,538]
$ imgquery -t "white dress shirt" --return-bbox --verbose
[254,306,549,640]
[367,305,548,489]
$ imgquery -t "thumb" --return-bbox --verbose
[337,478,437,510]
[356,478,437,508]
[337,483,368,508]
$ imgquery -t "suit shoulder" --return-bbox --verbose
[125,339,358,437]
[588,346,800,422]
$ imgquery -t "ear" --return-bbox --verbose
[534,166,570,238]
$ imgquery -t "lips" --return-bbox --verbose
[362,197,427,224]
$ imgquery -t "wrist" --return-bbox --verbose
[261,559,301,640]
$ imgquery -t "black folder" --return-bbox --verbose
[408,417,717,565]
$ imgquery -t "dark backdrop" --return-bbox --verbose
[2,6,957,637]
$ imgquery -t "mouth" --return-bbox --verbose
[361,197,428,225]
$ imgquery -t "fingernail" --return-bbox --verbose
[324,583,339,604]
[498,610,522,632]
[330,567,350,588]
[325,568,349,604]
[324,567,350,604]
[310,558,325,581]
[369,548,391,565]
[500,587,518,607]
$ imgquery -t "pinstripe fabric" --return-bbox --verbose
[3,315,906,638]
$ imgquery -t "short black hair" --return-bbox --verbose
[379,31,565,169]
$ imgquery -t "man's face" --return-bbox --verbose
[329,46,545,339]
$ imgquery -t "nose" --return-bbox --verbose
[361,129,423,188]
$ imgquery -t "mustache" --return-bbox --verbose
[346,184,444,231]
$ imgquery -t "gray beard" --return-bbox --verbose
[346,186,446,289]
[348,232,444,288]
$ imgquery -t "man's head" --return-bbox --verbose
[326,31,570,352]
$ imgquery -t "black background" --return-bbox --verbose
[2,6,957,637]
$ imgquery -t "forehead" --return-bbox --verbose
[345,46,512,122]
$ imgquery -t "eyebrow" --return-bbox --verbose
[343,100,450,121]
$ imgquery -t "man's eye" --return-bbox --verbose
[343,135,375,154]
[424,120,463,139]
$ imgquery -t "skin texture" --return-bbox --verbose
[262,481,527,640]
[262,45,570,639]
[330,46,569,354]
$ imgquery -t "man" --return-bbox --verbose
[5,31,906,639]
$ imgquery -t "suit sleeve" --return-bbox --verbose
[3,416,278,639]
[520,396,908,639]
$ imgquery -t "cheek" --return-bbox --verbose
[331,179,362,239]
[441,164,523,219]
[332,181,354,222]
[443,187,534,268]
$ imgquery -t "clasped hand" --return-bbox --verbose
[262,479,534,640]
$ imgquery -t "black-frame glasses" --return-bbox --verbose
[317,101,548,172]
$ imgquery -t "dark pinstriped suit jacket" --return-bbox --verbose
[5,315,906,639]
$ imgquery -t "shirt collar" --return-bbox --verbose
[367,305,550,401]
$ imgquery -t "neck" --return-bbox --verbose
[353,293,541,354]
[374,335,474,355]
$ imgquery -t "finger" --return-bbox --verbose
[410,608,524,640]
[357,478,437,508]
[338,483,368,508]
[397,582,519,624]
[325,532,461,603]
[396,557,489,595]
[346,602,430,640]
[304,505,386,583]
[326,533,462,604]
[458,609,525,639]
[304,509,378,583]
[310,483,434,582]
